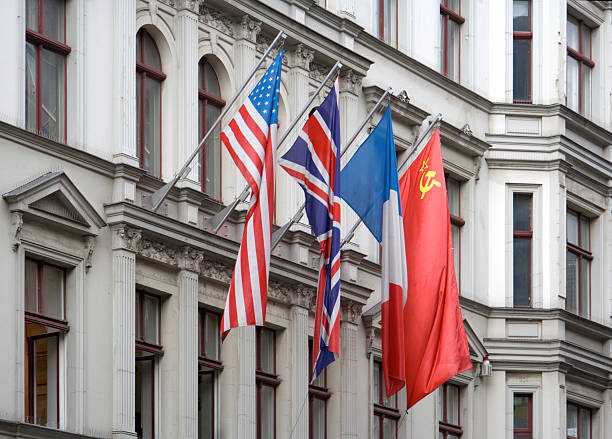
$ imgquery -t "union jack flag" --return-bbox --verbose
[279,81,341,378]
[220,50,283,337]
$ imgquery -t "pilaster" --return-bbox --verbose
[289,290,310,439]
[111,225,141,439]
[338,300,362,439]
[112,0,138,166]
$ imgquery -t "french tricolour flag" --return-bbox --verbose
[341,105,407,396]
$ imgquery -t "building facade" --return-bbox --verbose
[0,0,612,438]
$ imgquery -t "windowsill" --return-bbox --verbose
[199,356,223,371]
[373,403,400,420]
[25,312,70,332]
[136,340,164,355]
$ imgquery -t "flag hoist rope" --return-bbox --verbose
[339,112,444,248]
[208,60,344,233]
[149,30,287,212]
[270,87,394,251]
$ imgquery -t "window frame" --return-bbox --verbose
[135,290,164,355]
[376,0,398,48]
[136,28,166,179]
[135,351,156,439]
[24,258,68,330]
[566,210,592,318]
[256,327,280,439]
[513,193,533,308]
[566,16,594,116]
[513,393,533,438]
[198,308,221,439]
[440,0,465,81]
[308,340,330,439]
[513,0,533,104]
[439,383,463,438]
[373,360,400,439]
[25,0,71,142]
[446,176,465,289]
[198,58,226,200]
[566,402,592,439]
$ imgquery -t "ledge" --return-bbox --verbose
[0,420,102,439]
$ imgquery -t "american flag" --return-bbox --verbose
[279,82,341,378]
[220,50,283,337]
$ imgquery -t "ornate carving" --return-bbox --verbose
[174,0,198,12]
[340,300,363,324]
[397,90,410,104]
[309,62,328,82]
[158,0,175,7]
[462,123,473,137]
[268,281,290,305]
[236,15,261,43]
[84,236,95,273]
[178,246,204,273]
[112,225,142,252]
[138,238,177,265]
[364,324,378,358]
[11,212,23,252]
[199,5,234,36]
[256,34,285,62]
[339,69,363,96]
[474,156,482,181]
[294,283,316,310]
[200,260,232,284]
[288,44,314,70]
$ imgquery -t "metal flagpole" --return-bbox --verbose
[339,113,443,248]
[270,87,394,251]
[207,60,344,234]
[149,30,287,212]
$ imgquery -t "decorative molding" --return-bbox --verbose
[138,237,178,265]
[294,283,316,310]
[338,69,363,96]
[235,15,261,43]
[175,0,198,13]
[340,299,363,324]
[397,90,410,104]
[11,212,23,252]
[200,259,232,285]
[84,236,95,273]
[268,281,290,305]
[111,225,142,252]
[288,44,314,70]
[308,62,328,82]
[199,5,234,36]
[178,246,204,273]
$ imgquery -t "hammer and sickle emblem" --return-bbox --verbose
[418,158,442,199]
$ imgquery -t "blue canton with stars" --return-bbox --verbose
[248,48,283,125]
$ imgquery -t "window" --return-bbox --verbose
[25,0,71,142]
[513,394,532,439]
[513,0,532,103]
[438,383,462,438]
[198,308,222,439]
[136,29,165,178]
[198,58,225,200]
[567,403,591,439]
[309,341,330,439]
[375,0,397,47]
[513,193,532,307]
[566,210,591,318]
[24,258,68,428]
[373,360,399,439]
[256,327,280,439]
[135,290,163,439]
[440,0,464,81]
[566,16,594,118]
[446,177,464,289]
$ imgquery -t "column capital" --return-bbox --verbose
[287,44,315,70]
[111,225,142,252]
[292,283,316,310]
[174,0,198,13]
[339,69,364,96]
[340,298,363,324]
[199,5,234,36]
[178,246,205,273]
[235,15,262,43]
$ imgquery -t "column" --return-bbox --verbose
[339,300,361,439]
[111,225,141,439]
[277,44,315,224]
[112,0,138,166]
[175,1,200,186]
[177,246,204,439]
[289,290,311,439]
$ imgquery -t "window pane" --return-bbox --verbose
[446,385,459,425]
[566,251,579,314]
[567,56,579,113]
[514,435,532,439]
[440,15,445,74]
[513,194,531,231]
[513,39,531,102]
[385,0,397,46]
[135,357,154,439]
[513,239,531,307]
[448,0,460,13]
[373,362,380,404]
[143,295,159,344]
[26,42,38,133]
[205,312,219,361]
[447,179,460,216]
[451,223,460,286]
[513,395,530,429]
[260,329,275,374]
[581,259,590,318]
[567,404,578,437]
[312,398,326,439]
[26,0,39,32]
[579,408,591,439]
[205,104,222,199]
[33,335,59,428]
[25,260,39,314]
[43,0,65,43]
[261,385,275,439]
[581,66,591,118]
[567,16,579,51]
[383,417,396,439]
[567,211,579,245]
[312,366,325,388]
[136,74,141,154]
[143,32,161,71]
[582,26,591,58]
[447,19,460,82]
[136,293,142,340]
[513,0,530,32]
[373,415,380,437]
[205,63,220,96]
[580,216,590,250]
[198,372,214,439]
[438,387,444,421]
[41,49,65,142]
[144,77,161,177]
[41,265,63,320]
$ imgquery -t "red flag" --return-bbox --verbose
[399,128,471,409]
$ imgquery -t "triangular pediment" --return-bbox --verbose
[463,319,488,363]
[3,171,105,236]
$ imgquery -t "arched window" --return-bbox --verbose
[136,29,165,178]
[198,58,225,200]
